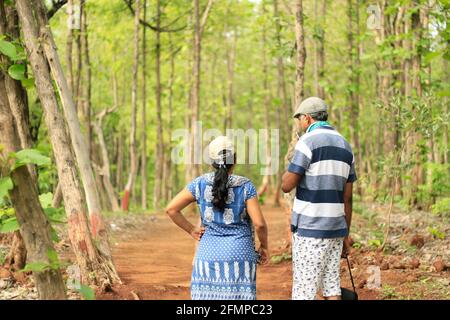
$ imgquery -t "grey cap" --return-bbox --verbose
[293,97,328,118]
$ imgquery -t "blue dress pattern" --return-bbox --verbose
[187,173,258,300]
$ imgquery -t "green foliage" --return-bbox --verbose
[381,284,399,299]
[0,177,13,206]
[270,252,291,264]
[427,226,445,240]
[20,249,68,273]
[77,284,96,300]
[0,39,17,59]
[13,149,51,169]
[8,64,26,80]
[431,198,450,217]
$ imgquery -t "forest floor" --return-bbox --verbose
[96,199,449,300]
[1,199,448,300]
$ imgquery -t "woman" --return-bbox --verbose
[166,136,269,300]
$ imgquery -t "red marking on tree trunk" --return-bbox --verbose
[78,240,87,252]
[122,189,130,211]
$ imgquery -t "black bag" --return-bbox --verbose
[341,256,358,300]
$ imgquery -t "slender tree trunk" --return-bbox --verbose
[282,0,306,247]
[94,109,120,212]
[313,0,326,99]
[153,0,164,210]
[16,0,120,288]
[141,0,148,210]
[81,2,92,159]
[188,0,202,181]
[66,0,74,94]
[0,74,67,300]
[225,25,237,129]
[410,0,424,206]
[0,3,31,270]
[164,36,177,201]
[347,0,361,194]
[31,0,112,257]
[187,0,213,182]
[122,0,140,212]
[259,3,272,197]
[273,0,289,206]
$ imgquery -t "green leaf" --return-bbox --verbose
[50,226,60,243]
[78,284,96,300]
[8,64,26,80]
[43,207,66,224]
[13,149,51,169]
[47,248,59,265]
[21,78,35,89]
[21,262,50,273]
[0,39,17,59]
[39,192,53,208]
[0,177,13,205]
[0,217,20,233]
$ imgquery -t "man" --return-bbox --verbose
[281,97,356,300]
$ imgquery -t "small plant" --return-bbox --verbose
[270,252,291,264]
[431,198,450,217]
[427,226,445,240]
[381,284,399,299]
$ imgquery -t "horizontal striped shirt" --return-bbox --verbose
[288,124,357,238]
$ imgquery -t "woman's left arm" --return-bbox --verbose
[166,188,205,241]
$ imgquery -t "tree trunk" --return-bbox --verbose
[122,0,140,212]
[282,0,306,247]
[81,2,92,159]
[258,3,272,198]
[187,0,213,182]
[153,0,164,210]
[31,0,112,257]
[15,0,120,288]
[225,25,237,129]
[273,0,290,206]
[0,3,31,270]
[0,74,66,300]
[313,0,326,99]
[141,0,148,211]
[347,0,361,194]
[94,110,120,212]
[410,0,424,206]
[66,0,74,95]
[188,0,202,182]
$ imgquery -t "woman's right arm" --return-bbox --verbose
[246,197,269,264]
[166,189,205,241]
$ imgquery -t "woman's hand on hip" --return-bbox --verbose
[190,226,206,241]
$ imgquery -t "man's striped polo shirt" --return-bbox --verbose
[288,123,357,238]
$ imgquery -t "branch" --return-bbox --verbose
[200,0,214,37]
[96,106,117,122]
[47,0,68,19]
[122,0,187,32]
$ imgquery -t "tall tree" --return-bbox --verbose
[141,0,148,210]
[282,0,306,246]
[313,0,326,99]
[15,0,120,288]
[0,73,66,300]
[187,0,213,182]
[153,0,164,210]
[122,0,140,212]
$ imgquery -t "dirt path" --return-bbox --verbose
[99,203,384,300]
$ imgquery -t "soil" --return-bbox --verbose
[97,202,449,300]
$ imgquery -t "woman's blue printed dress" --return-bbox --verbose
[187,173,258,300]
